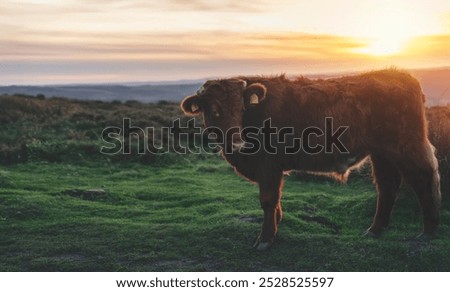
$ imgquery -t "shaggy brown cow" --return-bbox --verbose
[181,69,441,251]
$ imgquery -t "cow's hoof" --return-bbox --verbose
[362,229,379,238]
[416,233,434,241]
[253,240,272,251]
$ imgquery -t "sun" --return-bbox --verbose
[354,10,416,56]
[358,35,411,57]
[352,2,440,57]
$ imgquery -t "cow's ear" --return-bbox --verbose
[180,95,202,116]
[244,83,267,108]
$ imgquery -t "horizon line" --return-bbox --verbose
[1,65,449,87]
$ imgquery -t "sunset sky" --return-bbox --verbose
[1,0,449,85]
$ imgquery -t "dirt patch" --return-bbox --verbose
[62,189,107,200]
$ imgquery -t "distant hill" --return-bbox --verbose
[411,68,450,106]
[0,68,448,105]
[0,83,203,103]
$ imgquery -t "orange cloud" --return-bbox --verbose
[0,30,364,61]
[1,28,449,84]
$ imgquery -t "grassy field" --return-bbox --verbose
[0,94,449,271]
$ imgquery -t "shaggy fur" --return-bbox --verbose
[181,69,441,248]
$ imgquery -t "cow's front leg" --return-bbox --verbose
[254,171,283,251]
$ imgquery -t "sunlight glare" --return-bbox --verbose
[354,3,439,56]
[356,11,413,56]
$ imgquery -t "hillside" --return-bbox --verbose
[0,68,448,105]
[0,94,448,188]
[412,68,450,106]
[0,95,449,271]
[0,83,202,103]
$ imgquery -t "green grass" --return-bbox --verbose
[0,95,449,271]
[1,157,449,271]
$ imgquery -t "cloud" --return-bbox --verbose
[0,30,389,84]
[74,0,291,13]
[0,30,365,62]
[0,0,448,84]
[164,0,283,13]
[396,34,450,67]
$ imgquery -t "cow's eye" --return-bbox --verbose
[209,103,221,119]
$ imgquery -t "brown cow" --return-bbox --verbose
[181,69,441,250]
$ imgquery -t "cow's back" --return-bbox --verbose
[238,69,427,174]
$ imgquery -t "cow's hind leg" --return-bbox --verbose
[398,141,441,238]
[365,154,402,237]
[254,171,283,251]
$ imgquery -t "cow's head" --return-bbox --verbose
[181,79,267,151]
